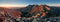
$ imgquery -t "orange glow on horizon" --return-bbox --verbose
[0,4,27,8]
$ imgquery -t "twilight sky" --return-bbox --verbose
[0,0,60,7]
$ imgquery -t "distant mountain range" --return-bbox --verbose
[0,4,60,18]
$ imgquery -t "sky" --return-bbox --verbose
[0,0,60,7]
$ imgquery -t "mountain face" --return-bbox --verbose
[19,4,60,18]
[19,5,51,17]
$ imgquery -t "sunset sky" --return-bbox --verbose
[0,0,60,7]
